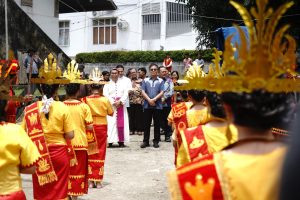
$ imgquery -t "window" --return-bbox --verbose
[93,18,117,45]
[59,21,70,46]
[166,2,192,37]
[142,3,161,40]
[21,0,33,7]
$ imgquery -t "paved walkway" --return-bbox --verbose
[22,134,174,200]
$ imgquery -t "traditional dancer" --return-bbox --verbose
[167,1,298,199]
[22,54,74,200]
[82,78,113,188]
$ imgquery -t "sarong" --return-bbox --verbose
[0,190,26,200]
[68,150,88,196]
[32,145,69,200]
[88,124,107,182]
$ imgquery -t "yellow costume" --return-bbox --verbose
[83,95,113,125]
[64,100,93,150]
[168,146,286,200]
[0,123,40,195]
[22,101,73,145]
[176,124,237,167]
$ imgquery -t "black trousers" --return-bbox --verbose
[128,104,144,132]
[161,107,172,138]
[143,108,161,144]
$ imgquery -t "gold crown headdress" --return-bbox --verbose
[88,67,108,85]
[176,55,222,91]
[180,0,299,93]
[31,53,70,85]
[63,60,87,84]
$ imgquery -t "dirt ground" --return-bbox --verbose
[22,134,174,200]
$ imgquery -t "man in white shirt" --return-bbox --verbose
[116,65,132,107]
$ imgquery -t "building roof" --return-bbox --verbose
[59,0,117,13]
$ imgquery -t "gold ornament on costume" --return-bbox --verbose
[87,131,95,143]
[63,60,87,84]
[28,112,38,126]
[37,158,50,172]
[184,174,215,200]
[189,137,204,149]
[31,53,70,85]
[178,0,299,93]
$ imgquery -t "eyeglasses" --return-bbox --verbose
[150,68,157,71]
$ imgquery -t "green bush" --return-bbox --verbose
[76,50,214,63]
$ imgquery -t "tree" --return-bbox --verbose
[178,0,300,49]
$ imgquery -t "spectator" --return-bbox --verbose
[140,64,164,148]
[163,54,173,73]
[102,71,110,82]
[128,68,144,136]
[138,67,147,80]
[194,53,205,66]
[171,71,180,86]
[159,66,174,142]
[183,54,193,72]
[24,49,43,94]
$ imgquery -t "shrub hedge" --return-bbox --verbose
[76,49,214,63]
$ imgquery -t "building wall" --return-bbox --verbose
[59,0,197,57]
[14,0,59,44]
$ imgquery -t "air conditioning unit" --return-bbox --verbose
[92,11,98,17]
[117,20,129,31]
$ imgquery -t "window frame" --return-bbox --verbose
[92,18,117,45]
[59,21,70,47]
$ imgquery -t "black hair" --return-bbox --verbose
[171,71,179,79]
[126,68,133,77]
[110,68,118,73]
[221,90,293,131]
[65,83,80,97]
[90,84,103,90]
[206,92,226,119]
[149,63,158,70]
[116,65,124,70]
[138,67,147,74]
[188,90,206,102]
[0,100,7,122]
[41,84,59,99]
[102,71,110,76]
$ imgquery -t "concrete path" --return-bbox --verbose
[22,134,174,200]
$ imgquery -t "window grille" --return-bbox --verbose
[93,18,117,45]
[166,2,192,37]
[142,3,161,40]
[59,21,70,46]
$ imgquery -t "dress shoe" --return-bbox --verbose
[153,142,159,148]
[140,142,150,148]
[118,142,125,148]
[165,137,171,142]
[108,143,113,148]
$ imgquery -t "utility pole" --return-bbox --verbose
[5,0,8,59]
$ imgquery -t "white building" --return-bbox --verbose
[59,0,197,57]
[14,0,59,44]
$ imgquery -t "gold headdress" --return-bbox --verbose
[176,51,223,91]
[88,67,108,85]
[180,0,299,93]
[31,53,70,85]
[63,60,87,84]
